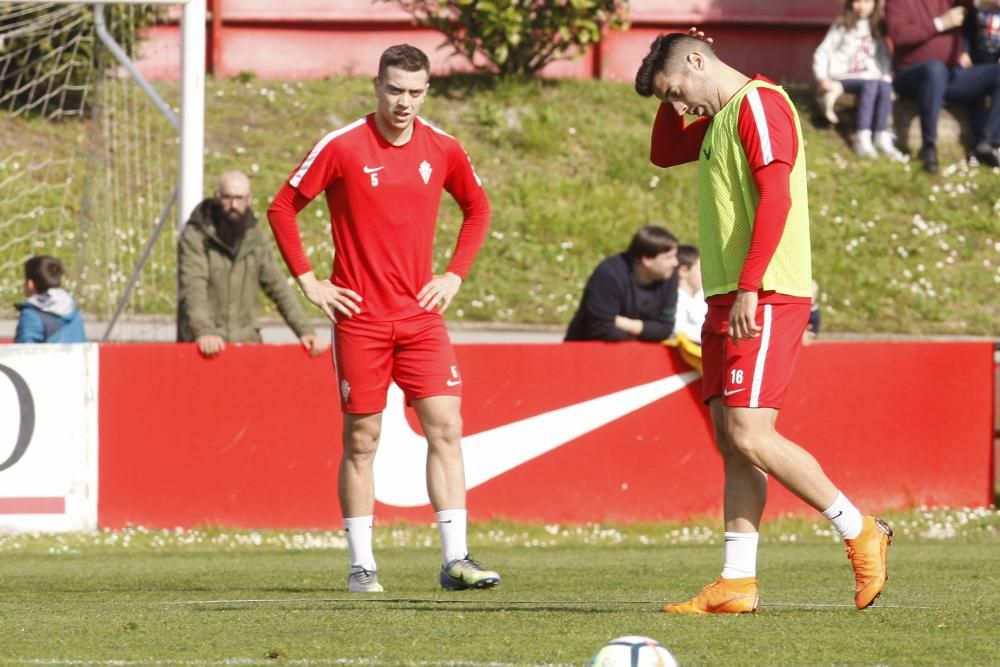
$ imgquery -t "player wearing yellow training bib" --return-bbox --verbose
[634,30,892,617]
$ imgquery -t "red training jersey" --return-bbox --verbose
[269,114,490,322]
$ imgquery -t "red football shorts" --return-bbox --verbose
[701,301,810,409]
[332,311,462,414]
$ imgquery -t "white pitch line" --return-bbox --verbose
[766,601,938,610]
[163,597,655,606]
[12,660,573,667]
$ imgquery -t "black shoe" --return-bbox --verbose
[973,144,1000,168]
[918,144,938,174]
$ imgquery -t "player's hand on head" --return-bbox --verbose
[196,334,226,357]
[300,333,329,357]
[418,272,463,313]
[688,27,714,45]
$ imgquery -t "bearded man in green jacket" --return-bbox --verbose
[178,170,327,358]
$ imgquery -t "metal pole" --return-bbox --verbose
[93,4,179,130]
[179,0,205,233]
[102,187,178,341]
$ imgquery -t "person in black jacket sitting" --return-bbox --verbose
[565,225,680,342]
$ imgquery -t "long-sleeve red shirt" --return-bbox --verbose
[267,114,490,322]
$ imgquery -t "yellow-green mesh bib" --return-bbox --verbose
[697,80,812,298]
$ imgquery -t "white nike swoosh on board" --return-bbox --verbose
[373,371,699,507]
[363,166,384,173]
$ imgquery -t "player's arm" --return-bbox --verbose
[267,140,362,320]
[650,103,709,167]
[257,241,318,337]
[729,87,797,343]
[419,143,490,313]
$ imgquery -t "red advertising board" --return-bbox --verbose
[98,341,994,529]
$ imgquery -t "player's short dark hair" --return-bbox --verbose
[378,44,431,79]
[625,226,678,262]
[635,33,716,97]
[677,244,700,269]
[24,255,65,292]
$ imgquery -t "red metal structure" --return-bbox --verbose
[140,0,841,83]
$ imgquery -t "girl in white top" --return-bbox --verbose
[813,0,906,161]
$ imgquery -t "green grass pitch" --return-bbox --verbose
[0,510,997,665]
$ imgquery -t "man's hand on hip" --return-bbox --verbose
[728,289,761,345]
[418,272,462,313]
[297,271,362,321]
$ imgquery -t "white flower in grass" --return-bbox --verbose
[490,230,504,240]
[568,127,577,135]
[649,175,660,188]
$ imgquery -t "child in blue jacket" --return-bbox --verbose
[15,256,86,343]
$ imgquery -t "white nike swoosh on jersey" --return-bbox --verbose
[723,387,746,397]
[373,371,699,507]
[363,166,384,173]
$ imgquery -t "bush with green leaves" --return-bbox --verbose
[387,0,629,77]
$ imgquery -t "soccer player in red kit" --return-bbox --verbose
[267,44,499,593]
[634,32,892,613]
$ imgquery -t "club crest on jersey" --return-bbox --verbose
[419,160,432,184]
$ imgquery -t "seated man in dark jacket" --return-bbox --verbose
[565,225,680,342]
[177,170,327,357]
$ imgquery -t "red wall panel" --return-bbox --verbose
[138,1,837,82]
[98,341,994,529]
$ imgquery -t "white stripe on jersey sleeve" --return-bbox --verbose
[419,116,455,139]
[745,88,774,166]
[289,117,367,188]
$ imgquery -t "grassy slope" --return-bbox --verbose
[4,75,1000,335]
[1,511,998,664]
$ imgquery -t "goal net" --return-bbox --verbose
[0,1,200,340]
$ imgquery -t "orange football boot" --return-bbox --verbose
[845,516,893,609]
[662,576,760,614]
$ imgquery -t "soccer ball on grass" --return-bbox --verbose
[589,635,678,667]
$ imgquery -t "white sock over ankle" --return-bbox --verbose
[720,531,759,579]
[822,492,864,539]
[437,508,468,564]
[344,515,376,570]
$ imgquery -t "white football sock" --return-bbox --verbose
[720,531,759,579]
[344,515,376,570]
[822,492,864,539]
[437,508,468,564]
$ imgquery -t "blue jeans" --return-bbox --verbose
[841,79,893,131]
[893,59,1000,146]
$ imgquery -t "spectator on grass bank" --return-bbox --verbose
[886,0,1000,173]
[177,170,327,358]
[963,0,1000,64]
[564,225,679,342]
[813,0,908,161]
[14,255,86,343]
[673,244,708,344]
